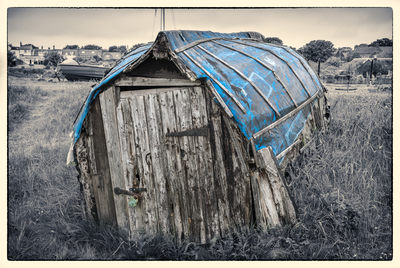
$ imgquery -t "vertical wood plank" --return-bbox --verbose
[251,169,281,228]
[249,170,265,229]
[198,87,219,241]
[221,116,252,228]
[257,147,297,225]
[200,104,220,241]
[174,88,201,242]
[207,99,230,236]
[171,88,191,240]
[129,96,158,233]
[189,86,213,243]
[88,98,117,226]
[75,131,97,221]
[116,99,144,233]
[318,96,327,131]
[146,93,170,233]
[99,86,130,232]
[159,91,184,239]
[310,101,317,130]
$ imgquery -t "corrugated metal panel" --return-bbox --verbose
[72,30,323,161]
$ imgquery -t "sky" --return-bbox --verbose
[7,7,393,50]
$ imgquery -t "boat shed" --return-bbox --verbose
[69,30,329,243]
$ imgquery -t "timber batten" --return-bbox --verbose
[71,30,329,242]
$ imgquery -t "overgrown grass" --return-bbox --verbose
[7,85,48,131]
[283,91,392,259]
[7,81,392,260]
[8,67,47,78]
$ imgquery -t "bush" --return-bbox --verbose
[44,52,64,67]
[325,57,342,67]
[8,51,17,67]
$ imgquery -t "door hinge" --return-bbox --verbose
[166,126,208,137]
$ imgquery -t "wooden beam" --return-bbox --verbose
[256,147,297,224]
[120,87,190,98]
[253,91,320,139]
[88,97,118,226]
[115,76,202,87]
[99,86,131,233]
[205,80,233,118]
[276,138,302,160]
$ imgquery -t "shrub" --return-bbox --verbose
[325,57,342,67]
[44,52,64,67]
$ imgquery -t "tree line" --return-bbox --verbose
[63,44,127,53]
[263,37,392,76]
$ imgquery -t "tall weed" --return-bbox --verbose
[7,81,392,260]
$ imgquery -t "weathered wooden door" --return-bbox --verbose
[114,86,217,242]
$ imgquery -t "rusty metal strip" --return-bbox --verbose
[253,90,320,139]
[182,50,246,113]
[212,40,299,107]
[196,45,281,117]
[229,39,313,97]
[166,126,209,137]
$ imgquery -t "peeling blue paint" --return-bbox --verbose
[72,30,323,161]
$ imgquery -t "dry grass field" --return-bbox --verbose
[7,76,392,260]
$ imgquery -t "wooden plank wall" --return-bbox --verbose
[75,75,328,241]
[111,85,254,243]
[206,92,254,236]
[75,97,117,226]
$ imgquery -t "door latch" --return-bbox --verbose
[114,187,147,196]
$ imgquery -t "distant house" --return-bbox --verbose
[354,46,381,58]
[31,49,48,64]
[14,43,39,64]
[19,43,38,54]
[8,44,19,51]
[78,49,103,60]
[9,42,126,66]
[62,49,79,57]
[101,51,123,61]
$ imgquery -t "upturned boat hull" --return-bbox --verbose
[58,64,108,81]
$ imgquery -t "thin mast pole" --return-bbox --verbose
[162,8,166,31]
[160,8,163,31]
